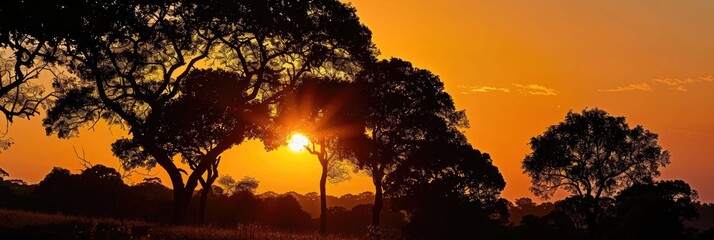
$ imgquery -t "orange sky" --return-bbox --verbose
[1,0,714,203]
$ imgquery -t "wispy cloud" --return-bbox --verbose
[512,84,560,96]
[600,75,714,93]
[459,84,559,96]
[653,75,714,92]
[459,85,511,94]
[598,82,652,92]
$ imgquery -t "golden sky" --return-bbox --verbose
[1,0,714,202]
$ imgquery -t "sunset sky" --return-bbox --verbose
[1,0,713,203]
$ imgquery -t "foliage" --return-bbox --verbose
[523,108,671,200]
[23,0,376,223]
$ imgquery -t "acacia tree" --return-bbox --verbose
[31,0,374,223]
[270,77,363,234]
[522,108,671,239]
[352,58,472,226]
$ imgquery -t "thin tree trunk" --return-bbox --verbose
[587,197,601,240]
[372,174,383,226]
[320,159,328,235]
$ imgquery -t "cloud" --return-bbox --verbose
[599,82,652,92]
[512,83,559,96]
[459,84,559,96]
[653,75,714,92]
[600,75,714,93]
[459,85,511,94]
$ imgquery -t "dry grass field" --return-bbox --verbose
[0,209,365,240]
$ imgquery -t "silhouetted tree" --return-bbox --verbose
[271,78,365,234]
[387,139,508,239]
[217,175,259,195]
[0,19,56,124]
[352,58,469,227]
[34,0,374,223]
[607,180,698,239]
[257,195,313,230]
[235,176,260,194]
[0,10,60,148]
[508,197,555,225]
[522,108,671,239]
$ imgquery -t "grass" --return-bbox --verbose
[0,209,364,240]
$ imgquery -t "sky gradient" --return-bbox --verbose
[1,0,713,202]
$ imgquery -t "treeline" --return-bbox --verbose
[508,196,714,239]
[0,165,405,234]
[3,165,714,239]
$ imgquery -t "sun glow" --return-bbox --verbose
[288,133,310,152]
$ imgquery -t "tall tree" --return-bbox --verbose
[33,0,374,223]
[352,58,471,226]
[522,108,671,239]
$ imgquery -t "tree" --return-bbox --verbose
[271,77,364,234]
[0,8,57,123]
[352,58,470,226]
[522,108,671,239]
[0,6,59,148]
[386,139,508,239]
[218,175,259,195]
[608,180,698,239]
[35,0,374,223]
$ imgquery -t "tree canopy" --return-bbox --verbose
[523,108,670,200]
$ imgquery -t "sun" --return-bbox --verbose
[288,133,310,152]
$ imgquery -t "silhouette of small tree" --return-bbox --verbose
[270,77,364,234]
[522,108,671,239]
[218,175,259,195]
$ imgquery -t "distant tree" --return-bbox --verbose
[257,195,313,231]
[522,108,671,239]
[353,58,469,226]
[218,175,259,195]
[217,175,237,194]
[235,176,259,194]
[508,197,555,225]
[79,165,125,218]
[34,0,374,223]
[270,78,365,234]
[0,168,7,179]
[608,180,698,239]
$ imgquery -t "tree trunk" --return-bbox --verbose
[371,174,383,227]
[320,159,328,235]
[198,186,210,224]
[172,181,199,224]
[172,188,190,224]
[587,197,601,240]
